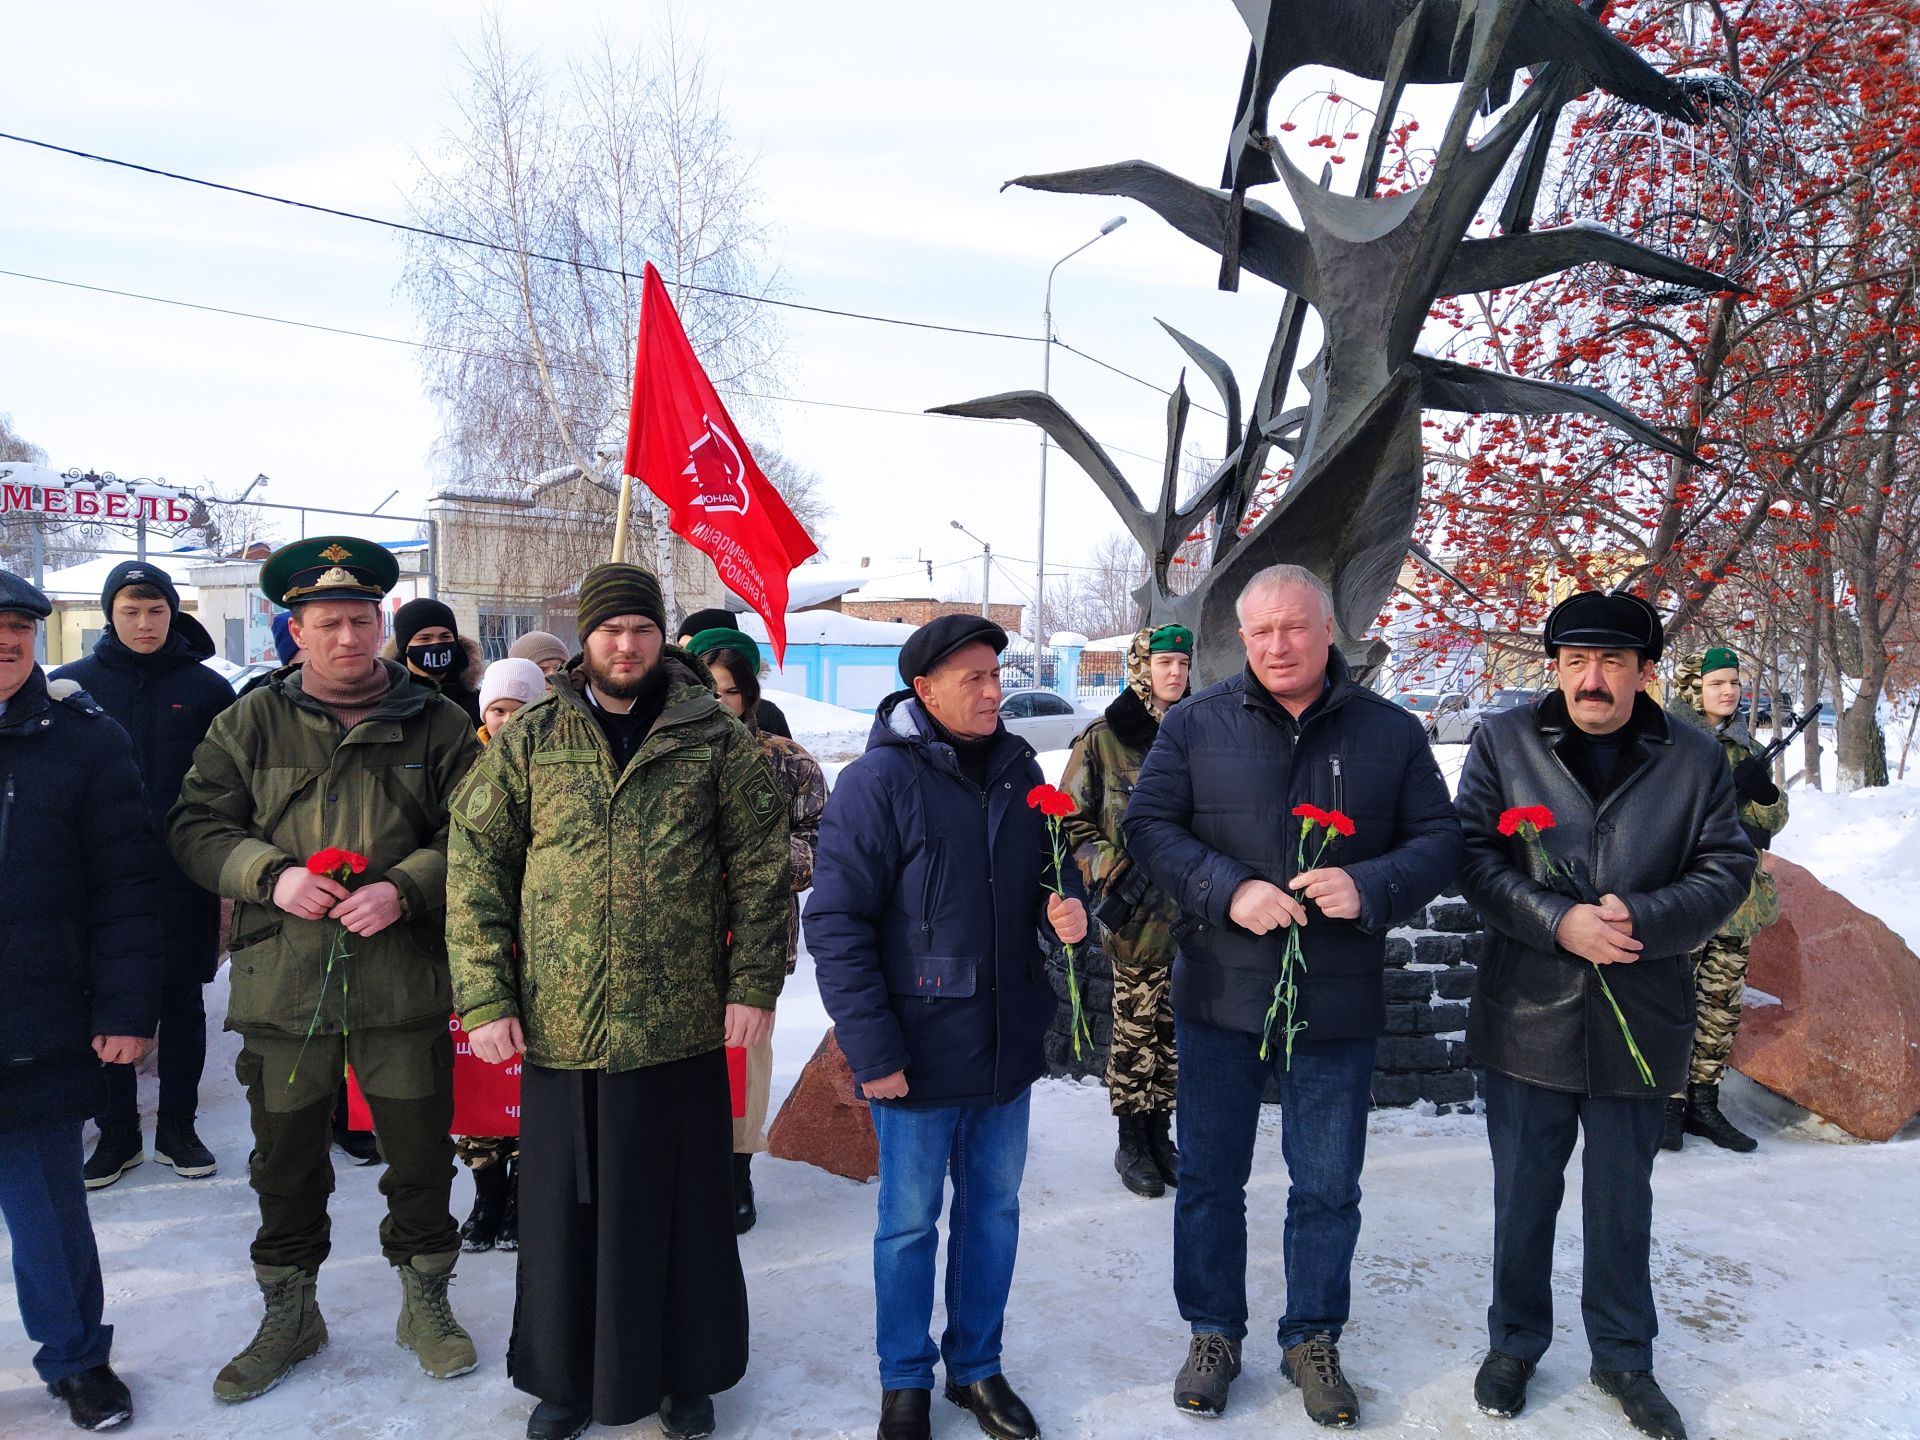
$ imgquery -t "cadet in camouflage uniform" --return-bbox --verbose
[686,627,827,1235]
[170,537,482,1403]
[447,564,789,1440]
[1061,624,1191,1198]
[1664,647,1789,1153]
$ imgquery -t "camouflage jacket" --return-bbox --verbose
[1060,686,1181,968]
[754,723,827,974]
[1668,654,1790,940]
[169,660,480,1036]
[446,653,790,1072]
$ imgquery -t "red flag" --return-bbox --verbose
[624,262,818,661]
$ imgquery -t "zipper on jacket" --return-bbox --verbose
[1330,753,1344,816]
[0,773,14,873]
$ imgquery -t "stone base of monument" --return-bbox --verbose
[1045,892,1486,1112]
[1731,854,1920,1142]
[767,1028,879,1182]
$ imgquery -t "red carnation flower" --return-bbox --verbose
[1325,809,1356,838]
[1292,802,1330,825]
[1027,783,1075,818]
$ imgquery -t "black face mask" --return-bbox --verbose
[407,642,458,679]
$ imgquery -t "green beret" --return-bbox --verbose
[686,626,762,676]
[260,536,397,608]
[1148,624,1194,656]
[1700,646,1740,679]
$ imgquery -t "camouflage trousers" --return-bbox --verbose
[1687,932,1753,1088]
[455,1134,517,1170]
[1107,954,1177,1116]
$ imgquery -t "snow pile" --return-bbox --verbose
[738,611,917,646]
[765,687,872,764]
[1771,775,1920,952]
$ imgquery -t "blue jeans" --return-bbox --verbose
[0,1124,113,1383]
[1172,1016,1376,1349]
[869,1089,1031,1390]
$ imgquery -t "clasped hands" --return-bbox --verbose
[1227,867,1361,935]
[1554,893,1642,965]
[273,867,404,937]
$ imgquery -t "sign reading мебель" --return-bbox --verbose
[0,463,196,525]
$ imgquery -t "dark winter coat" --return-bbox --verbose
[0,668,163,1133]
[805,692,1085,1109]
[1123,650,1463,1041]
[382,634,484,727]
[52,615,235,984]
[1456,690,1755,1097]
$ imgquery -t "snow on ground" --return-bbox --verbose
[766,688,872,764]
[5,942,1917,1440]
[1771,776,1920,953]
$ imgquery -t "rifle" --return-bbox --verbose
[1751,702,1825,766]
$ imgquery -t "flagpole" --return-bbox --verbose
[610,472,633,563]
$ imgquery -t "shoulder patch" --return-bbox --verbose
[455,774,508,834]
[732,758,782,831]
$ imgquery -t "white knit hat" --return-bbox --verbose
[479,657,548,717]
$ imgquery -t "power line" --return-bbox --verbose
[0,265,1171,465]
[1,130,1227,421]
[0,130,1040,345]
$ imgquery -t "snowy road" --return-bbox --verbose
[5,947,1916,1440]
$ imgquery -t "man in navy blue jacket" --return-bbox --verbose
[1125,565,1462,1430]
[807,615,1087,1440]
[0,569,162,1432]
[54,560,234,1186]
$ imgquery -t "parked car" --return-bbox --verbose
[219,660,278,693]
[1397,690,1478,744]
[998,688,1095,752]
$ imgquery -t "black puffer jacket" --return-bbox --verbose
[53,615,234,984]
[0,668,163,1133]
[1123,649,1463,1040]
[1456,691,1755,1097]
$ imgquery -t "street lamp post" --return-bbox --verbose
[1035,214,1127,660]
[950,520,993,619]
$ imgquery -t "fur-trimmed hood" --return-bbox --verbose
[381,632,484,693]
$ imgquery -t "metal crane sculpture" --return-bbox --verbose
[933,0,1739,684]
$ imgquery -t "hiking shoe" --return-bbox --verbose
[83,1126,144,1190]
[1282,1331,1359,1428]
[661,1393,717,1439]
[1474,1350,1537,1418]
[1684,1083,1758,1153]
[47,1364,132,1431]
[214,1264,327,1403]
[1173,1331,1241,1417]
[154,1115,218,1178]
[396,1251,478,1379]
[1591,1368,1687,1440]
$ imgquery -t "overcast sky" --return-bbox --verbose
[3,2,1410,610]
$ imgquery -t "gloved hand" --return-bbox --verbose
[1733,755,1781,806]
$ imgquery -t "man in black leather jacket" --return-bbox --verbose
[1455,591,1752,1440]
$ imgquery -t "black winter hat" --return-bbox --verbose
[1543,589,1664,662]
[900,613,1008,685]
[679,606,740,639]
[101,560,180,616]
[393,597,459,650]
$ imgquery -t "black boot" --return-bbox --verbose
[496,1159,520,1251]
[83,1124,144,1191]
[1683,1082,1758,1153]
[154,1113,218,1178]
[660,1393,716,1439]
[525,1399,590,1440]
[1143,1107,1179,1187]
[945,1374,1039,1440]
[733,1152,757,1234]
[460,1159,510,1252]
[878,1387,932,1440]
[332,1119,380,1166]
[1590,1368,1688,1439]
[1114,1114,1165,1198]
[47,1364,133,1431]
[1659,1098,1687,1153]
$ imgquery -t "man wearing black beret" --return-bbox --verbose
[807,612,1087,1440]
[1454,589,1753,1440]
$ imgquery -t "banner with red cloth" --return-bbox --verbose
[623,261,818,663]
[345,1017,522,1137]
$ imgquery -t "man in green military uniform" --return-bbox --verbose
[1061,624,1192,1198]
[170,537,482,1402]
[447,563,790,1440]
[1663,647,1790,1152]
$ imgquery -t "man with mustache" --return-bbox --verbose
[1454,590,1752,1440]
